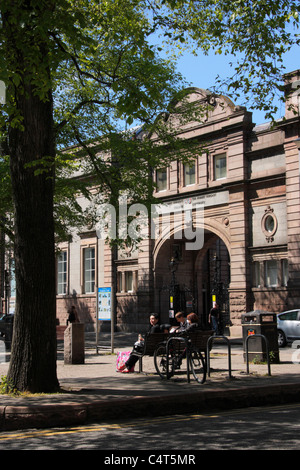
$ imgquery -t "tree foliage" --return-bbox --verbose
[0,0,202,243]
[155,0,300,119]
[0,0,201,392]
[1,0,299,238]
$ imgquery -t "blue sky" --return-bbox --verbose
[171,44,299,126]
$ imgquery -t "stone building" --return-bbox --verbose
[3,70,300,337]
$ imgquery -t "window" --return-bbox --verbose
[252,261,261,287]
[84,247,95,293]
[214,154,226,180]
[265,215,275,233]
[117,270,136,293]
[57,251,67,295]
[261,208,277,241]
[125,271,133,292]
[265,260,278,287]
[117,272,123,293]
[282,259,289,286]
[278,311,299,321]
[183,162,195,186]
[10,259,16,298]
[156,168,167,191]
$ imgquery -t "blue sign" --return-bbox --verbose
[98,287,111,321]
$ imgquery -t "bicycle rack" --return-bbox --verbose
[166,336,191,382]
[245,334,271,376]
[207,335,232,379]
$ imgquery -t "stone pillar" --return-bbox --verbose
[137,237,154,327]
[285,136,300,307]
[228,184,251,334]
[226,123,252,335]
[64,323,85,364]
[283,71,300,308]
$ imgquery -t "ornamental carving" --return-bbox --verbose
[261,206,278,243]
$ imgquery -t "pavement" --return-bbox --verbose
[0,332,299,431]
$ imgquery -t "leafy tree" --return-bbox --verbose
[0,0,199,393]
[155,0,300,119]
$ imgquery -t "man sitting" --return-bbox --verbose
[119,313,161,373]
[169,311,188,333]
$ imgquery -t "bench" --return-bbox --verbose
[130,333,169,373]
[177,329,213,350]
[167,329,214,361]
[164,329,214,383]
[134,330,213,373]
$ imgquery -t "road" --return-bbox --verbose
[0,403,299,452]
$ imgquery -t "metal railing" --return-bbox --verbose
[245,334,271,376]
[207,335,232,378]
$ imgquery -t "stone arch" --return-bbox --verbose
[152,219,231,326]
[153,218,231,271]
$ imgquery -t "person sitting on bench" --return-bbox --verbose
[119,313,161,373]
[186,312,200,330]
[169,311,188,333]
[171,313,200,368]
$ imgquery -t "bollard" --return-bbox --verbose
[64,323,85,364]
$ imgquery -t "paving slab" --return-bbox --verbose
[0,333,299,430]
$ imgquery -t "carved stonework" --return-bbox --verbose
[261,206,277,243]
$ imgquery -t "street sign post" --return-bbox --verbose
[96,286,114,353]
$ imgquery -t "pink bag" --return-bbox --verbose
[116,351,134,372]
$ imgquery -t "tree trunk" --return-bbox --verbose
[7,82,59,393]
[1,0,60,393]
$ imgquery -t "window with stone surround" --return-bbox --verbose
[156,168,167,191]
[265,259,278,287]
[252,261,261,287]
[83,246,95,293]
[252,257,289,289]
[57,250,68,295]
[281,259,289,287]
[125,271,133,292]
[183,161,196,186]
[214,153,227,180]
[117,270,137,293]
[261,207,278,243]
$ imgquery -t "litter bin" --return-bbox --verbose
[241,310,279,363]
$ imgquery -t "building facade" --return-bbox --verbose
[3,70,300,337]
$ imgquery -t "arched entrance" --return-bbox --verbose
[153,228,231,329]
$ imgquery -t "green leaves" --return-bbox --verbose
[1,0,298,244]
[155,0,300,120]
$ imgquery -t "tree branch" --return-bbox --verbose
[55,99,108,132]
